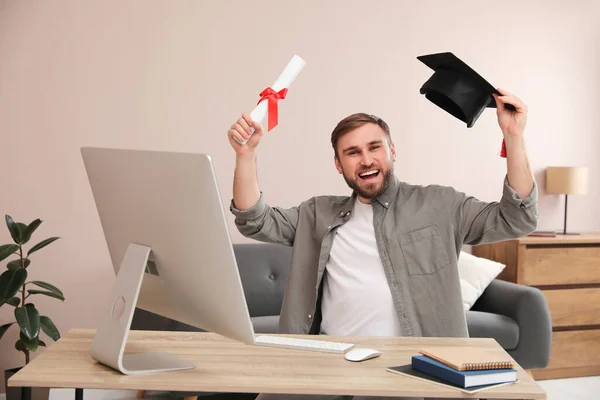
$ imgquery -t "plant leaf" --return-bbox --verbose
[7,296,20,306]
[0,268,27,300]
[0,244,19,262]
[0,322,14,340]
[27,290,65,301]
[30,281,63,297]
[27,237,60,257]
[39,316,60,341]
[15,339,26,352]
[19,332,39,352]
[39,340,47,347]
[15,303,40,340]
[5,215,22,244]
[23,219,42,244]
[7,259,30,270]
[15,223,27,243]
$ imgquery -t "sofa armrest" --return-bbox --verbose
[472,279,552,370]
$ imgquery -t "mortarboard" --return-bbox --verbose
[417,52,515,156]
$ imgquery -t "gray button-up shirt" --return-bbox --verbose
[229,174,538,338]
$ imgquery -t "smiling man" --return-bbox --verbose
[333,115,396,202]
[227,89,538,400]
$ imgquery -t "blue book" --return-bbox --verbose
[411,355,517,388]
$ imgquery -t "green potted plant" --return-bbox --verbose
[0,215,63,400]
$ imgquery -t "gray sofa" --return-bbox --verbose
[131,243,552,398]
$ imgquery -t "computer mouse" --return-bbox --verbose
[344,348,382,362]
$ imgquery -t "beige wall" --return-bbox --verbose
[1,0,599,390]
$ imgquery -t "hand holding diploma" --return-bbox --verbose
[231,55,306,146]
[228,112,264,157]
[228,55,305,212]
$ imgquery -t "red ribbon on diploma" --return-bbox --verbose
[258,87,288,131]
[500,139,507,158]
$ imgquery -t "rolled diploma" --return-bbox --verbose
[234,54,306,145]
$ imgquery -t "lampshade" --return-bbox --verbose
[546,166,589,195]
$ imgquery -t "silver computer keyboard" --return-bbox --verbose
[254,335,355,354]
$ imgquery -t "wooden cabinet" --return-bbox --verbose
[473,233,600,380]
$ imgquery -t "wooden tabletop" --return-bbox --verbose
[8,329,546,399]
[516,232,600,245]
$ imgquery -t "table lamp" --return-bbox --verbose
[545,166,588,235]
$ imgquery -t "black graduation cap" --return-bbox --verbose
[417,52,515,128]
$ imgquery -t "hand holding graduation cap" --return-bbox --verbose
[417,53,535,198]
[493,88,528,138]
[417,52,528,157]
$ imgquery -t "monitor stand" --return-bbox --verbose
[90,242,195,374]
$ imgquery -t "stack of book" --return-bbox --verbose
[409,347,517,390]
[387,346,519,393]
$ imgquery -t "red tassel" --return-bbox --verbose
[500,139,507,158]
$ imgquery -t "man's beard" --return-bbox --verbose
[342,167,393,200]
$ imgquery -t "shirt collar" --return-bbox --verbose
[373,173,400,209]
[335,173,400,220]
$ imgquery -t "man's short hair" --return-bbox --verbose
[330,113,391,157]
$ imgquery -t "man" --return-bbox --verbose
[227,88,538,400]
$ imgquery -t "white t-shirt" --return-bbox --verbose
[320,198,403,336]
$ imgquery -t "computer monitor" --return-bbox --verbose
[81,146,256,375]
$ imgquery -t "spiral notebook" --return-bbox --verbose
[418,347,515,371]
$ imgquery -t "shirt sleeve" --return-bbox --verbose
[229,192,300,246]
[442,175,539,246]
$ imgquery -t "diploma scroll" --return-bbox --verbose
[234,54,306,145]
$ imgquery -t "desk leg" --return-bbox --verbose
[75,388,84,400]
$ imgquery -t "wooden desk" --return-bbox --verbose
[473,233,600,380]
[8,329,546,399]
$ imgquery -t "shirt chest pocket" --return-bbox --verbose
[399,225,450,276]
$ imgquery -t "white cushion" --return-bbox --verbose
[458,251,506,311]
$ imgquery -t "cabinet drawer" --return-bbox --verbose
[532,330,600,380]
[546,330,600,370]
[521,246,600,285]
[543,288,600,327]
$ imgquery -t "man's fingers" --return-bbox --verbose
[492,93,504,110]
[499,95,523,106]
[496,87,512,96]
[241,112,254,127]
[234,124,250,140]
[499,95,526,111]
[238,118,252,135]
[495,88,527,112]
[251,120,263,135]
[228,129,245,144]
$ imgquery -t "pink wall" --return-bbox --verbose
[1,0,599,390]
